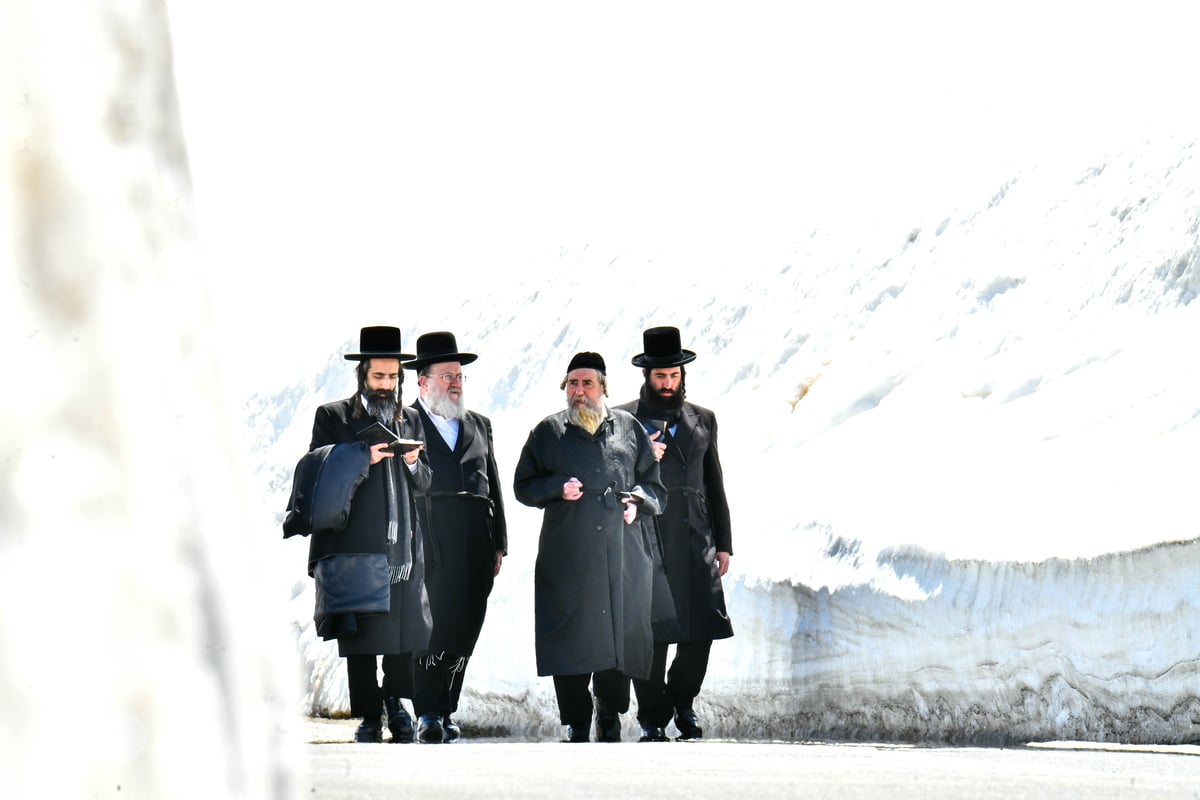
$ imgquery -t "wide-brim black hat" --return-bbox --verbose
[403,331,478,371]
[343,325,415,361]
[631,326,696,368]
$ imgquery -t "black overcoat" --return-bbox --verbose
[306,396,433,657]
[513,407,665,680]
[615,398,734,643]
[412,401,508,656]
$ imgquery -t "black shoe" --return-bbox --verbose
[638,725,669,742]
[417,713,444,744]
[353,716,383,743]
[443,716,461,743]
[594,698,621,742]
[563,724,590,743]
[595,716,621,742]
[384,697,413,743]
[674,712,703,740]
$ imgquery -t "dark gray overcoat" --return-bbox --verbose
[411,402,508,657]
[615,398,734,643]
[513,407,665,681]
[307,396,433,657]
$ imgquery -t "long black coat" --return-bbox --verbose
[411,401,507,657]
[615,398,734,643]
[307,397,433,657]
[513,407,665,680]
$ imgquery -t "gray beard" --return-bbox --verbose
[427,391,465,420]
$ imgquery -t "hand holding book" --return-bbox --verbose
[356,421,424,453]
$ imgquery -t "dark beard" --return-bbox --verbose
[640,380,683,421]
[365,389,399,425]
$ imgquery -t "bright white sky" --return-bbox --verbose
[165,1,1198,395]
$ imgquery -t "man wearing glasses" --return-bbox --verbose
[405,331,508,743]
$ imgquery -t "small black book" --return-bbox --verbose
[355,421,424,453]
[642,419,670,437]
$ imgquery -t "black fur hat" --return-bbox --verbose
[567,351,606,374]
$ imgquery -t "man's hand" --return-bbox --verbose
[493,551,504,577]
[369,442,393,465]
[402,443,423,466]
[716,551,730,577]
[562,477,583,501]
[649,430,666,462]
[622,495,639,525]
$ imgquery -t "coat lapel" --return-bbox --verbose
[668,405,695,469]
[455,410,477,455]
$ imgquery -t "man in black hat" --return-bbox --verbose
[404,331,508,744]
[616,326,734,742]
[290,325,433,743]
[513,352,666,742]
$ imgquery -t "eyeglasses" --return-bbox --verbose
[430,373,466,383]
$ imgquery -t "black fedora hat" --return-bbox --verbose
[404,331,478,371]
[343,326,415,361]
[631,326,696,368]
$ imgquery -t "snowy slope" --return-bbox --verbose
[251,135,1200,743]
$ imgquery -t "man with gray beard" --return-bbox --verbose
[405,332,507,743]
[288,326,433,743]
[514,351,665,742]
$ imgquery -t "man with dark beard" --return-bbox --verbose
[616,326,734,742]
[404,331,507,744]
[291,326,433,743]
[513,352,666,743]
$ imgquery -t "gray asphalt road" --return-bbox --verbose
[299,718,1200,799]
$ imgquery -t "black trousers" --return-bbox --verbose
[412,651,469,718]
[346,653,415,718]
[552,668,631,727]
[632,640,712,726]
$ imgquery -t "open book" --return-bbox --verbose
[355,420,424,453]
